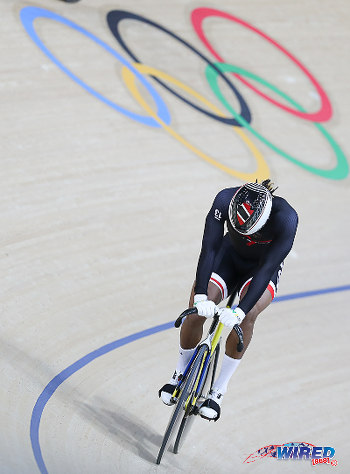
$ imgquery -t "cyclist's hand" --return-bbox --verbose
[194,294,217,318]
[218,307,245,328]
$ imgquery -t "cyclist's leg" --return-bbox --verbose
[181,235,233,350]
[199,287,272,421]
[159,279,224,405]
[200,263,283,420]
[225,285,272,358]
[160,278,225,405]
[161,236,234,405]
[225,262,283,358]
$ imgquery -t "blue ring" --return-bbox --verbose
[20,7,171,128]
[30,284,350,473]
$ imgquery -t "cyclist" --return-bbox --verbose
[159,180,298,421]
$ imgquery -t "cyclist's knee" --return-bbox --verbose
[189,280,223,307]
[245,308,259,325]
[240,287,272,324]
[207,281,223,305]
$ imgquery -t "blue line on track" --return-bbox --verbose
[273,284,350,302]
[30,284,350,473]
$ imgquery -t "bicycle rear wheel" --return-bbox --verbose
[172,410,195,455]
[156,345,207,465]
[173,343,220,454]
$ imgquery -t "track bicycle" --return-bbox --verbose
[156,297,244,465]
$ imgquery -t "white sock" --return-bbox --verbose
[213,354,241,394]
[172,346,196,381]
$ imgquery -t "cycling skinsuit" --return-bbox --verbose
[194,187,298,314]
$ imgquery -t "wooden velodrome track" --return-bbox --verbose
[1,0,349,472]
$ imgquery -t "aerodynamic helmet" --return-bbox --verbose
[228,181,274,235]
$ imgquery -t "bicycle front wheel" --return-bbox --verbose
[156,345,207,465]
[173,342,220,454]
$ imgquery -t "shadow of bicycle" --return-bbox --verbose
[77,397,165,464]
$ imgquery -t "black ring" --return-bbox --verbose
[107,10,252,127]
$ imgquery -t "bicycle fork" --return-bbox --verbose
[185,322,224,412]
[170,316,225,406]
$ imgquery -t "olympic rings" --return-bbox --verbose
[106,10,251,127]
[206,63,348,180]
[19,6,348,180]
[20,6,171,128]
[192,7,333,122]
[122,63,270,181]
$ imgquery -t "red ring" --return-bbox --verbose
[191,7,332,122]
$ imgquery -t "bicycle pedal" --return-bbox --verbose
[199,414,214,422]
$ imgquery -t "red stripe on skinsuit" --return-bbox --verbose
[241,281,275,300]
[210,277,224,299]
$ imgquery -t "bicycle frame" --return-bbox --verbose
[186,317,224,410]
[156,305,244,464]
[171,300,247,410]
[170,313,221,401]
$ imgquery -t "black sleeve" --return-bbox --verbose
[238,204,298,314]
[194,189,233,295]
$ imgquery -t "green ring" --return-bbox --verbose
[205,62,348,180]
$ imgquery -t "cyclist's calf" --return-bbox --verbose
[180,312,206,350]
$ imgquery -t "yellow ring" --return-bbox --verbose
[121,63,270,181]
